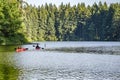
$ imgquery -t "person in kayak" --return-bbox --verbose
[36,43,40,49]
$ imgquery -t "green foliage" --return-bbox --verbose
[0,1,120,43]
[0,0,28,45]
[21,2,120,41]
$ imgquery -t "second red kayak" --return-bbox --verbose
[16,48,28,52]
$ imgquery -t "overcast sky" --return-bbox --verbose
[24,0,120,6]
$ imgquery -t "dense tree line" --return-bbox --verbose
[23,2,120,42]
[0,0,120,44]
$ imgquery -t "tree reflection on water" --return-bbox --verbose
[0,46,19,80]
[0,64,19,80]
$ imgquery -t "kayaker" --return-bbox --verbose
[36,43,40,49]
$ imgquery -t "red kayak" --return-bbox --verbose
[36,47,40,50]
[16,48,28,52]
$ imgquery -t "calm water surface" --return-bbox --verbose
[0,42,120,80]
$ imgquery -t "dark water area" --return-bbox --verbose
[0,41,120,80]
[41,41,120,55]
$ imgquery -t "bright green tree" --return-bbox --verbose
[0,0,27,45]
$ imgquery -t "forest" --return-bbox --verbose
[0,0,120,45]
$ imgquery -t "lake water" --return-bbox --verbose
[0,41,120,80]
